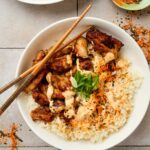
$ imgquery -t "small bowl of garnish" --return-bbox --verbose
[112,0,150,10]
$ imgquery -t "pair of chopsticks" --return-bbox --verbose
[0,26,93,94]
[0,2,93,116]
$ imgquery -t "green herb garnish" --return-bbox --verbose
[71,71,99,99]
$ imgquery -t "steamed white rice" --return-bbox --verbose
[26,58,142,143]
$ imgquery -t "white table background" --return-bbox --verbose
[0,0,150,149]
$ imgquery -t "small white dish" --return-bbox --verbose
[16,17,150,150]
[18,0,63,5]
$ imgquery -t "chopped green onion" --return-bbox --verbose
[71,71,99,99]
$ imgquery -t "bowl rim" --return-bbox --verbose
[17,0,63,5]
[16,17,150,150]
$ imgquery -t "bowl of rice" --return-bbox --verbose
[16,17,150,150]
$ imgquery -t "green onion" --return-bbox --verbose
[71,71,99,99]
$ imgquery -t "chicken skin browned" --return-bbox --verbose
[31,107,53,122]
[32,90,49,106]
[86,27,123,55]
[49,55,73,73]
[52,89,65,99]
[79,59,93,70]
[51,75,71,91]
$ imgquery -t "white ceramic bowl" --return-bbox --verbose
[18,0,63,5]
[16,17,150,150]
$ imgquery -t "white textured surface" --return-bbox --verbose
[0,0,76,47]
[0,0,150,149]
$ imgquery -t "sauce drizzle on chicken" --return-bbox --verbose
[25,27,124,127]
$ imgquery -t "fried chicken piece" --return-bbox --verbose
[65,65,77,77]
[52,46,73,59]
[52,89,65,99]
[31,107,53,122]
[75,37,88,58]
[53,99,65,107]
[38,83,48,95]
[24,70,47,93]
[33,50,46,65]
[86,27,124,55]
[79,59,93,70]
[51,75,71,91]
[49,55,73,73]
[32,90,49,106]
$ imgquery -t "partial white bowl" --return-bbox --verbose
[18,0,63,5]
[16,17,150,150]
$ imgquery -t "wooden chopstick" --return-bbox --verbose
[0,2,93,116]
[0,25,93,95]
